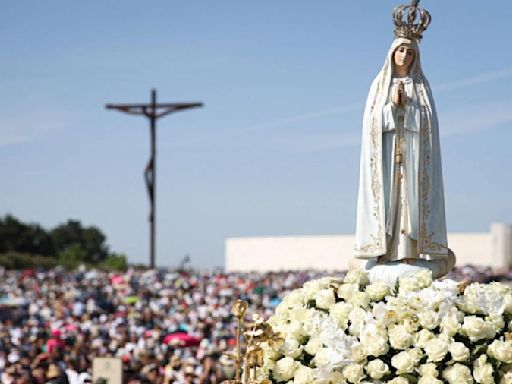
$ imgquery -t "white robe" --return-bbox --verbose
[354,37,449,262]
[382,76,420,261]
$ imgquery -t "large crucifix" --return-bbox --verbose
[106,89,203,269]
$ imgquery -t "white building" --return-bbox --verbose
[225,223,512,272]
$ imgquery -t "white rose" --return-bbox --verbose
[302,279,325,300]
[500,370,512,384]
[268,313,284,329]
[275,304,290,317]
[391,350,416,374]
[418,377,442,384]
[460,290,481,314]
[348,307,367,337]
[344,270,369,287]
[389,325,413,350]
[398,275,421,293]
[262,355,276,371]
[286,320,306,341]
[262,341,281,360]
[293,365,314,384]
[350,342,366,362]
[442,363,474,384]
[487,283,510,311]
[417,310,440,330]
[488,339,512,364]
[473,355,494,384]
[304,338,322,356]
[273,357,297,382]
[487,314,505,332]
[283,338,302,358]
[329,302,353,330]
[408,348,423,366]
[459,283,510,316]
[304,278,327,290]
[282,290,305,308]
[415,269,433,288]
[360,324,389,357]
[312,348,331,367]
[288,307,309,322]
[385,297,415,322]
[414,329,434,348]
[417,363,439,378]
[338,283,360,301]
[461,316,496,342]
[372,302,395,326]
[449,342,470,362]
[366,359,389,380]
[301,309,317,334]
[403,319,419,333]
[342,363,365,384]
[315,288,336,310]
[424,338,449,362]
[349,292,370,309]
[440,309,463,337]
[386,378,409,384]
[504,293,512,315]
[365,281,391,301]
[407,292,428,310]
[326,371,346,384]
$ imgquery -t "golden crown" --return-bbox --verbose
[393,0,432,41]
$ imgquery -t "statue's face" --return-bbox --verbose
[394,44,415,69]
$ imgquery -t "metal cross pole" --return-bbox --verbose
[106,89,203,269]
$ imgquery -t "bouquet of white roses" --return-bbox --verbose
[257,270,512,384]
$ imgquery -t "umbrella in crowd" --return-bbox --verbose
[164,332,202,347]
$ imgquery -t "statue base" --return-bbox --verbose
[350,249,456,287]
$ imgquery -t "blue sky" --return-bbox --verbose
[1,1,511,268]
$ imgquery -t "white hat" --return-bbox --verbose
[78,372,92,383]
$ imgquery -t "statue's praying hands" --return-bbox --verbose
[392,81,406,106]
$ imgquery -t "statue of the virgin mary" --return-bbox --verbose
[352,0,456,282]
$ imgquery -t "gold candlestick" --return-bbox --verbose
[222,301,282,384]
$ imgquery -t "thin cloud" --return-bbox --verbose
[6,65,508,150]
[228,66,512,150]
[441,102,512,136]
[236,103,361,134]
[0,135,32,147]
[0,106,79,147]
[270,131,361,154]
[265,67,512,153]
[435,67,512,92]
[164,103,362,149]
[272,100,512,154]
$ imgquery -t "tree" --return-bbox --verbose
[50,220,109,263]
[26,224,54,256]
[0,215,27,253]
[101,253,128,271]
[82,226,108,262]
[0,215,54,256]
[0,215,115,268]
[58,243,87,269]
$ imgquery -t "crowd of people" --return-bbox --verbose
[0,265,510,384]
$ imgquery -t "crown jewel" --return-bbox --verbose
[393,0,432,41]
